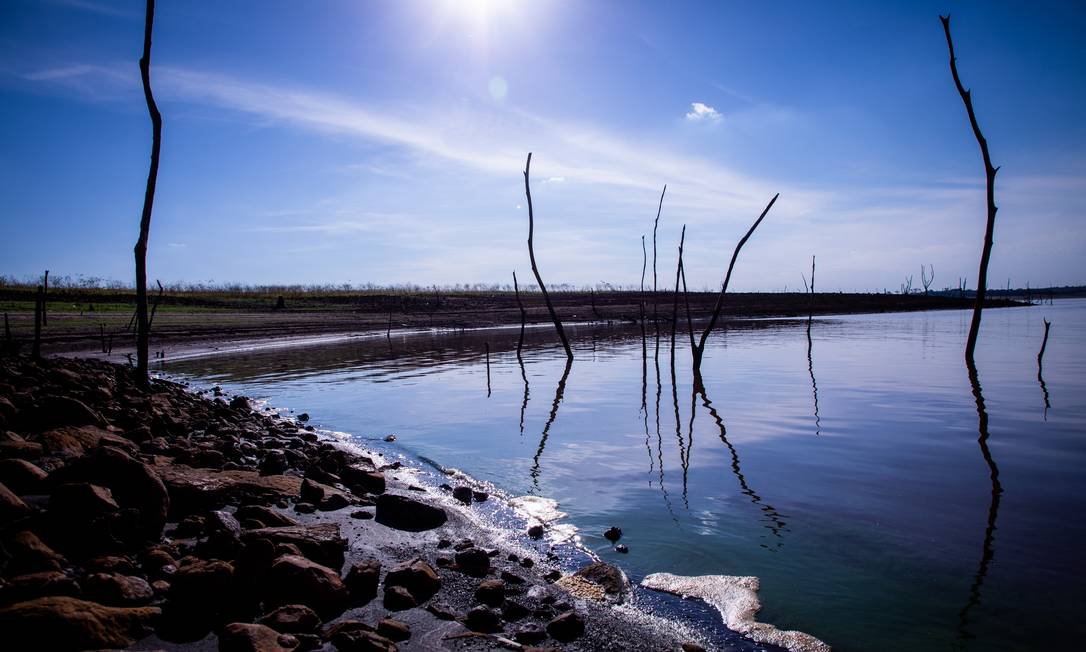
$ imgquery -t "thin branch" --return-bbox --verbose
[942,15,999,364]
[524,153,573,361]
[513,270,527,360]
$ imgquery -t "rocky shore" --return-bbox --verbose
[0,355,706,651]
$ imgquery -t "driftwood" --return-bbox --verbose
[134,0,163,384]
[692,194,779,371]
[941,15,999,363]
[523,153,572,360]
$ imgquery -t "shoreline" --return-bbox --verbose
[1,354,770,651]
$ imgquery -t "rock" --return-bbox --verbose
[573,561,628,599]
[30,396,108,430]
[4,530,67,574]
[463,606,501,633]
[0,481,31,524]
[350,510,373,520]
[383,557,440,603]
[500,570,526,585]
[604,526,622,541]
[376,618,411,642]
[294,502,316,514]
[229,395,251,411]
[219,622,299,652]
[83,572,154,606]
[546,610,585,642]
[259,450,290,476]
[297,413,309,422]
[157,465,302,516]
[682,642,707,652]
[344,558,381,605]
[501,600,530,622]
[0,571,81,603]
[49,482,118,518]
[340,465,385,495]
[475,579,505,607]
[513,623,547,644]
[266,554,349,619]
[240,524,347,569]
[330,627,398,652]
[383,434,395,442]
[0,596,159,650]
[318,491,351,512]
[258,604,321,634]
[425,602,457,620]
[374,494,447,532]
[472,491,488,502]
[40,425,138,459]
[527,524,544,539]
[382,585,416,611]
[452,486,473,504]
[87,555,137,574]
[0,459,47,495]
[160,559,236,640]
[0,438,43,460]
[235,504,299,528]
[453,548,490,577]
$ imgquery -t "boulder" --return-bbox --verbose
[340,465,385,495]
[82,572,154,606]
[266,554,349,619]
[513,623,547,644]
[157,464,302,516]
[235,504,298,528]
[0,571,81,603]
[0,481,31,524]
[382,585,416,611]
[49,482,118,520]
[258,603,321,634]
[219,622,299,652]
[375,494,447,532]
[240,523,346,569]
[463,606,501,633]
[453,548,490,577]
[329,626,398,652]
[475,579,506,607]
[0,596,159,650]
[344,558,381,605]
[0,459,47,495]
[28,396,108,430]
[160,559,237,641]
[546,610,585,642]
[571,561,628,600]
[376,618,411,642]
[4,530,67,574]
[383,557,440,603]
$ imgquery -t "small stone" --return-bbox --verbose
[376,618,411,642]
[452,486,473,505]
[383,557,440,603]
[615,544,629,554]
[383,585,417,611]
[454,548,490,577]
[603,526,622,542]
[475,579,505,607]
[349,509,374,520]
[543,570,561,582]
[383,434,395,442]
[513,623,547,644]
[682,642,707,652]
[520,557,534,569]
[527,524,544,539]
[297,413,310,422]
[463,606,501,633]
[501,600,530,622]
[500,570,526,585]
[546,610,585,642]
[471,491,488,502]
[425,602,457,620]
[258,604,321,634]
[219,622,298,652]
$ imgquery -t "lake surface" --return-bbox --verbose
[166,299,1086,652]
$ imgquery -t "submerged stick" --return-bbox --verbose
[135,0,163,384]
[693,194,779,371]
[530,358,573,488]
[523,153,572,361]
[485,342,491,398]
[942,15,999,364]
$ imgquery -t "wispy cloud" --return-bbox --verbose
[685,102,722,122]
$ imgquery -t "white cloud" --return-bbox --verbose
[543,176,565,183]
[685,102,722,122]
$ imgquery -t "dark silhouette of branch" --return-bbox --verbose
[921,264,934,295]
[669,225,686,354]
[523,153,572,361]
[147,280,164,331]
[652,185,666,340]
[693,194,779,371]
[640,235,647,365]
[134,0,162,385]
[942,15,999,364]
[32,285,43,359]
[530,358,573,489]
[513,271,527,360]
[484,342,491,398]
[42,270,48,327]
[957,359,1003,643]
[1037,319,1051,418]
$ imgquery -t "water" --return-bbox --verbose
[165,300,1086,652]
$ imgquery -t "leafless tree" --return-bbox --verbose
[921,264,934,295]
[652,185,666,338]
[135,0,163,384]
[523,153,572,361]
[513,271,527,359]
[942,15,999,364]
[692,194,779,372]
[32,286,43,359]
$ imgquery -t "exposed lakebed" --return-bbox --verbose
[167,300,1086,651]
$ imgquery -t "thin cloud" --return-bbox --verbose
[685,102,722,122]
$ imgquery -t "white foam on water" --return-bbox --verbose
[641,573,831,652]
[509,495,567,524]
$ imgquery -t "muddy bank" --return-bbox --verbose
[0,354,717,651]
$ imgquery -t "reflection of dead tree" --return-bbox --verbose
[668,333,689,509]
[803,256,821,436]
[513,271,527,359]
[921,264,935,295]
[484,342,491,398]
[694,377,787,543]
[1037,319,1051,418]
[957,360,1003,643]
[692,194,779,373]
[523,153,572,361]
[135,0,163,384]
[530,358,573,489]
[801,255,816,323]
[640,235,648,366]
[942,16,999,364]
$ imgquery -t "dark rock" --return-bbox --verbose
[501,600,530,622]
[0,481,31,524]
[520,557,534,569]
[454,548,490,577]
[383,557,440,603]
[294,502,317,514]
[349,510,373,520]
[475,579,505,607]
[266,554,349,619]
[240,523,347,569]
[615,543,629,553]
[374,494,447,532]
[157,465,302,516]
[463,606,501,633]
[573,561,627,599]
[471,491,488,502]
[0,459,47,495]
[340,465,385,495]
[258,604,321,634]
[0,571,81,603]
[31,396,108,430]
[543,570,561,582]
[87,555,137,574]
[297,413,310,422]
[159,558,237,640]
[513,623,547,644]
[49,482,118,518]
[83,572,154,606]
[175,515,205,538]
[546,610,585,642]
[382,585,416,611]
[219,622,299,652]
[452,486,472,504]
[376,618,411,642]
[235,504,299,528]
[682,642,707,652]
[344,558,381,605]
[229,395,251,411]
[383,434,395,442]
[0,596,159,650]
[4,530,66,574]
[500,570,526,584]
[260,450,290,476]
[318,492,351,512]
[425,602,457,620]
[527,524,544,539]
[330,627,397,652]
[603,526,622,542]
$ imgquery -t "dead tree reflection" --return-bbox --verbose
[1036,319,1051,420]
[956,360,1003,644]
[695,377,787,545]
[530,358,573,490]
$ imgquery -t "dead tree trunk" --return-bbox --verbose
[652,185,666,344]
[32,285,43,359]
[135,0,163,385]
[941,15,999,364]
[692,194,779,371]
[640,235,647,361]
[42,270,48,327]
[513,271,527,360]
[1037,318,1051,367]
[670,225,686,353]
[523,153,572,361]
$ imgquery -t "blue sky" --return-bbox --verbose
[1,0,1084,291]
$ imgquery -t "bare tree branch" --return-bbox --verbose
[524,153,573,361]
[134,0,162,384]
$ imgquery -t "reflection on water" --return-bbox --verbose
[166,301,1086,652]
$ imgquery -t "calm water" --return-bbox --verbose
[166,300,1086,651]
